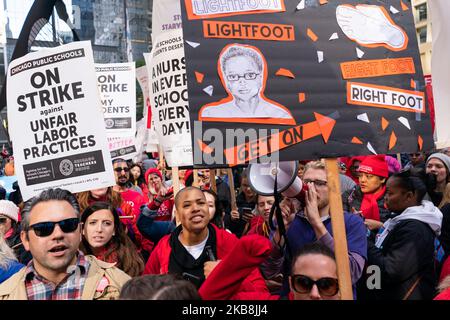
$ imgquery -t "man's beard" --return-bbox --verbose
[117,179,128,187]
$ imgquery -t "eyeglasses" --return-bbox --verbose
[303,179,328,187]
[29,218,80,237]
[0,217,7,224]
[291,274,339,296]
[114,167,129,173]
[226,72,259,82]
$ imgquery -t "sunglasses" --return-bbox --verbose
[114,167,130,173]
[29,218,80,237]
[291,274,339,296]
[0,217,7,224]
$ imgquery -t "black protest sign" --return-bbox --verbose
[180,0,433,166]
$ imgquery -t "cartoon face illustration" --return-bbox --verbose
[223,55,263,103]
[198,43,295,125]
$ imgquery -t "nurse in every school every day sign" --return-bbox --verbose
[181,0,433,166]
[7,41,115,200]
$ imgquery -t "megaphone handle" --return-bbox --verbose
[269,169,289,251]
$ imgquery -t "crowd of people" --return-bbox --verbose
[1,148,450,300]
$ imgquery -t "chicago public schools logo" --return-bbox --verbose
[59,159,74,176]
[105,119,115,129]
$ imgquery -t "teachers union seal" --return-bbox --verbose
[59,159,74,176]
[105,119,115,129]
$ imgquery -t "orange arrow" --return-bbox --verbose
[197,139,214,155]
[224,113,336,166]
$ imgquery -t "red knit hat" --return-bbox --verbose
[145,168,163,184]
[358,155,389,178]
[184,170,194,185]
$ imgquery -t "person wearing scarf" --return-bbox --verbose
[342,155,390,232]
[368,169,443,300]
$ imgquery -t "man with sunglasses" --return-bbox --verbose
[261,160,367,299]
[112,158,146,218]
[0,188,130,300]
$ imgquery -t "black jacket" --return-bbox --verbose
[439,203,450,257]
[368,219,437,300]
[223,192,255,238]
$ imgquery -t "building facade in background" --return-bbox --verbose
[0,0,152,145]
[1,0,152,66]
[412,0,432,76]
[73,0,152,63]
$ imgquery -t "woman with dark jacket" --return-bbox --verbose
[224,170,256,237]
[0,200,31,265]
[367,168,443,300]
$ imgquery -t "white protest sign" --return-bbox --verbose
[145,29,193,167]
[152,0,182,44]
[95,62,136,135]
[136,65,158,151]
[7,41,115,200]
[107,135,137,160]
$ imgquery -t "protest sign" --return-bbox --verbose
[144,29,193,167]
[180,0,434,166]
[7,41,115,200]
[430,0,450,149]
[95,62,136,135]
[136,65,158,151]
[107,135,137,160]
[152,0,183,43]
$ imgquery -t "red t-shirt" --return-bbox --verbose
[119,189,146,217]
[119,189,154,257]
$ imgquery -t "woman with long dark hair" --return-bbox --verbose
[129,163,149,200]
[80,202,144,277]
[203,189,225,229]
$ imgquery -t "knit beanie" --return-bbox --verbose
[145,168,163,184]
[426,153,450,173]
[0,200,19,222]
[358,155,389,178]
[385,155,401,174]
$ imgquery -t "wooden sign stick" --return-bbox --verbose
[324,158,354,300]
[172,166,180,225]
[193,170,199,187]
[226,168,237,211]
[210,169,217,192]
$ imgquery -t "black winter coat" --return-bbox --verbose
[367,219,438,300]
